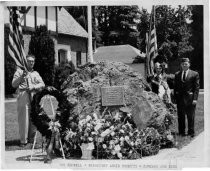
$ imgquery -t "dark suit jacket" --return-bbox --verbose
[174,69,200,106]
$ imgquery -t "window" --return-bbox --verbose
[58,49,67,64]
[76,51,82,66]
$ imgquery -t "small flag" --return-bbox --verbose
[146,6,158,76]
[8,7,28,71]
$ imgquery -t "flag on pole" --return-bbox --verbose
[8,7,28,71]
[146,6,158,76]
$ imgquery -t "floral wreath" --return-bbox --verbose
[31,86,72,138]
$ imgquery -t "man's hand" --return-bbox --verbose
[192,100,197,106]
[22,70,28,77]
[20,70,28,82]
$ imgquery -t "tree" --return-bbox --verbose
[95,6,141,48]
[138,5,193,63]
[137,8,150,53]
[189,5,204,88]
[66,6,141,48]
[54,61,76,90]
[29,25,55,86]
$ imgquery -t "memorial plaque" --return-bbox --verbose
[101,86,124,106]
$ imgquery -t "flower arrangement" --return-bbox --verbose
[48,121,61,133]
[62,109,174,159]
[31,86,71,138]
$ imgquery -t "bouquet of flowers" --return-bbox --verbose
[61,108,173,159]
[92,122,161,159]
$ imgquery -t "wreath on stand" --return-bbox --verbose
[30,86,73,162]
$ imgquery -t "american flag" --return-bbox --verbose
[146,6,158,76]
[8,7,28,71]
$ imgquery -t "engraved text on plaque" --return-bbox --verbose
[101,86,124,106]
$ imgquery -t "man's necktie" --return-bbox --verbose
[183,71,186,82]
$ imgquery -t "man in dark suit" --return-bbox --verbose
[174,58,200,137]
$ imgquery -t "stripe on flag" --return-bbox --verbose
[8,7,28,71]
[146,6,158,76]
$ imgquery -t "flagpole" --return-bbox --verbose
[154,6,156,27]
[87,5,94,63]
[146,6,153,77]
[145,33,148,78]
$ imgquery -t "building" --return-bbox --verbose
[57,7,88,66]
[4,6,88,67]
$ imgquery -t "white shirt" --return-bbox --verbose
[12,68,45,91]
[182,69,189,81]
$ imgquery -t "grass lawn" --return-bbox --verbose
[5,96,58,151]
[175,93,204,149]
[4,94,204,151]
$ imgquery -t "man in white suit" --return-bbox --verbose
[12,54,45,147]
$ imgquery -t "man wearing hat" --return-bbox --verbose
[174,58,200,137]
[12,54,45,147]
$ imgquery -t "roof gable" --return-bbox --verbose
[58,8,88,38]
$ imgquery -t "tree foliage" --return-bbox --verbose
[29,25,55,86]
[138,5,193,63]
[54,61,76,90]
[189,5,204,88]
[66,6,141,48]
[95,6,140,47]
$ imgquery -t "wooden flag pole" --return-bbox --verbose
[88,5,94,63]
[145,33,148,78]
[146,6,153,77]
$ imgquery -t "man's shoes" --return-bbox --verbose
[188,134,195,138]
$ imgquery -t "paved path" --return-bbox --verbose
[2,132,207,169]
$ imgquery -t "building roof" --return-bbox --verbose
[58,8,88,38]
[93,44,145,64]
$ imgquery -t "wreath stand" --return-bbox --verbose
[29,95,65,163]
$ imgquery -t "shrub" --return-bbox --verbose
[54,61,76,90]
[29,25,55,86]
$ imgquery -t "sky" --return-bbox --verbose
[138,4,152,12]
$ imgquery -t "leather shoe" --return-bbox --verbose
[189,134,195,138]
